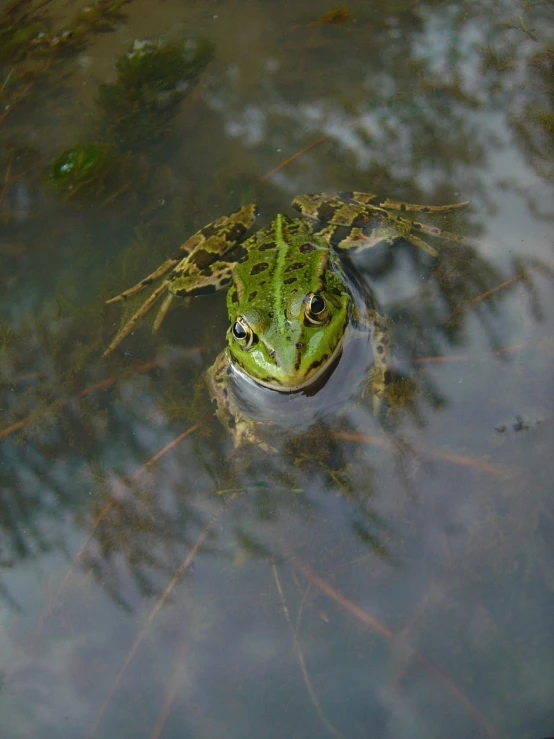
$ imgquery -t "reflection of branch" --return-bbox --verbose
[334,430,514,478]
[273,561,345,739]
[414,337,547,364]
[87,515,216,739]
[468,274,525,307]
[292,558,500,739]
[0,152,12,207]
[261,120,360,181]
[36,424,198,635]
[262,134,334,181]
[444,272,523,326]
[149,633,188,739]
[446,252,554,326]
[88,494,236,739]
[0,360,159,441]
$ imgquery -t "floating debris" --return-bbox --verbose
[315,7,352,25]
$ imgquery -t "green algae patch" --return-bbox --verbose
[47,143,122,200]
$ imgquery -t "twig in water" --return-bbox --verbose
[87,508,223,739]
[272,561,345,739]
[0,360,160,442]
[334,430,515,479]
[293,559,499,739]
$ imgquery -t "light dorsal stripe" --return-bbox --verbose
[273,214,289,336]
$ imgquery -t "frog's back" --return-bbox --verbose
[231,214,338,315]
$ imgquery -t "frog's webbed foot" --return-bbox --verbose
[365,195,469,214]
[102,278,171,358]
[360,309,395,417]
[362,310,419,424]
[206,353,278,460]
[226,414,278,458]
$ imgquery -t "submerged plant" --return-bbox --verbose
[0,1,134,129]
[47,143,112,195]
[98,37,214,147]
[47,143,126,199]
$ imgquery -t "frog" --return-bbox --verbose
[103,191,474,449]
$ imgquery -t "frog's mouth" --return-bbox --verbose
[233,334,345,394]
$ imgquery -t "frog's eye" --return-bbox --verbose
[231,318,255,349]
[305,293,328,325]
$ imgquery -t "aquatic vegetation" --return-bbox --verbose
[513,46,554,181]
[47,143,116,199]
[0,1,134,128]
[97,37,214,147]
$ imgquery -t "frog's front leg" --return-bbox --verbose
[103,204,257,357]
[206,352,276,454]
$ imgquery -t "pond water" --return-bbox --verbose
[1,1,554,738]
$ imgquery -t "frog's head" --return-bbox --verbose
[225,268,351,392]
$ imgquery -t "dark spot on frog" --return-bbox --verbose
[268,311,274,318]
[300,243,316,254]
[258,242,275,251]
[351,212,380,228]
[226,222,250,242]
[295,342,304,349]
[329,225,351,244]
[284,277,297,285]
[248,290,258,301]
[191,248,216,270]
[170,245,192,261]
[250,262,269,275]
[316,203,340,222]
[285,262,303,272]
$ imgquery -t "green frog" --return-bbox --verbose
[103,191,473,449]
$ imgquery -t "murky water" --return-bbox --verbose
[1,1,553,738]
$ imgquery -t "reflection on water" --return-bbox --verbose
[1,1,553,738]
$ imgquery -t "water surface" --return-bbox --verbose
[1,1,553,738]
